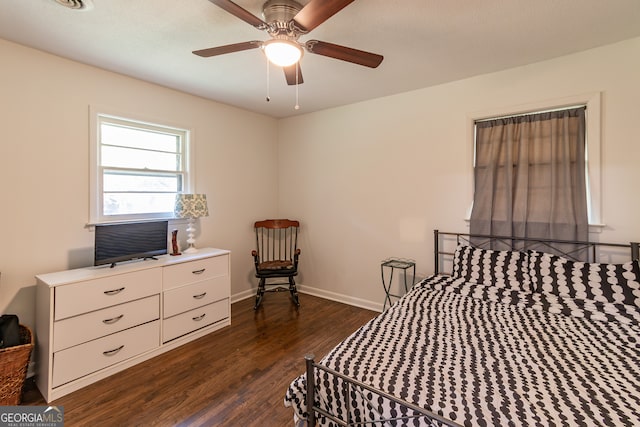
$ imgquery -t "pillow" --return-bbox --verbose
[528,250,640,306]
[451,245,531,292]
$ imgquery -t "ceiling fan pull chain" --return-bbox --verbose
[266,58,271,102]
[294,61,300,110]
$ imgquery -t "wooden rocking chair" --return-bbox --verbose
[252,219,301,310]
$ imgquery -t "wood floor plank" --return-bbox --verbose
[22,294,377,426]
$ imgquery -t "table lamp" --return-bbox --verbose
[174,193,209,253]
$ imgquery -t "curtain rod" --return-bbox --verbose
[474,104,586,123]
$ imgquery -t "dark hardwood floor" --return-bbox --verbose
[21,293,377,426]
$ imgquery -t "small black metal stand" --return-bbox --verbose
[381,258,416,310]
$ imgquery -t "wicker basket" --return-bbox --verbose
[0,325,34,405]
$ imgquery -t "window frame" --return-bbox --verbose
[89,106,194,224]
[465,92,602,231]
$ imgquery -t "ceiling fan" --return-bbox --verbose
[193,0,384,86]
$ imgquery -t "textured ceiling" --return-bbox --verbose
[2,0,640,118]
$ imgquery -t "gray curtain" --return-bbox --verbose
[470,107,588,253]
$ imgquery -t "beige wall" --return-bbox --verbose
[2,36,640,327]
[0,39,280,328]
[278,37,640,310]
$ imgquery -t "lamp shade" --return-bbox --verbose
[174,194,209,219]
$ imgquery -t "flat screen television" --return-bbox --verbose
[94,220,168,267]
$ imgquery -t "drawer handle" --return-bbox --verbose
[192,313,206,321]
[192,268,206,275]
[102,314,124,324]
[103,345,124,356]
[193,292,207,299]
[104,287,125,296]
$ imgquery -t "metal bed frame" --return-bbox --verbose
[434,229,639,275]
[301,230,640,427]
[304,354,462,427]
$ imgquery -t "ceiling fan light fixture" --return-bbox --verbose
[263,39,302,67]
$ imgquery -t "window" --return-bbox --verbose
[470,106,588,244]
[466,92,602,230]
[90,108,192,223]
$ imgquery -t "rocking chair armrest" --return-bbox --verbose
[294,248,301,267]
[251,250,260,268]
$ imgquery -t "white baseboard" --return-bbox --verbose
[298,285,383,312]
[230,289,255,304]
[231,285,383,313]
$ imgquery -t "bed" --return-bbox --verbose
[284,230,640,426]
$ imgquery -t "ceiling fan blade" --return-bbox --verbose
[305,40,383,68]
[193,41,262,57]
[292,0,354,32]
[283,64,304,85]
[208,0,267,29]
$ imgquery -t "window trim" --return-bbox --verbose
[465,92,602,230]
[89,105,195,224]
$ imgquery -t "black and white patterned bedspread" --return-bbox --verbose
[284,275,640,426]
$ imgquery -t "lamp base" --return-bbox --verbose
[184,219,199,253]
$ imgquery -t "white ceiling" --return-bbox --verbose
[2,0,640,118]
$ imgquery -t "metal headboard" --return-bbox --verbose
[434,229,640,275]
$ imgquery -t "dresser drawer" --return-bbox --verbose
[163,255,228,290]
[52,320,159,387]
[163,276,229,318]
[163,299,228,343]
[53,295,160,352]
[55,269,162,321]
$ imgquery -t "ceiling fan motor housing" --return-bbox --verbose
[262,0,304,38]
[53,0,94,10]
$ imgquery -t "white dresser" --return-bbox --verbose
[35,248,230,403]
